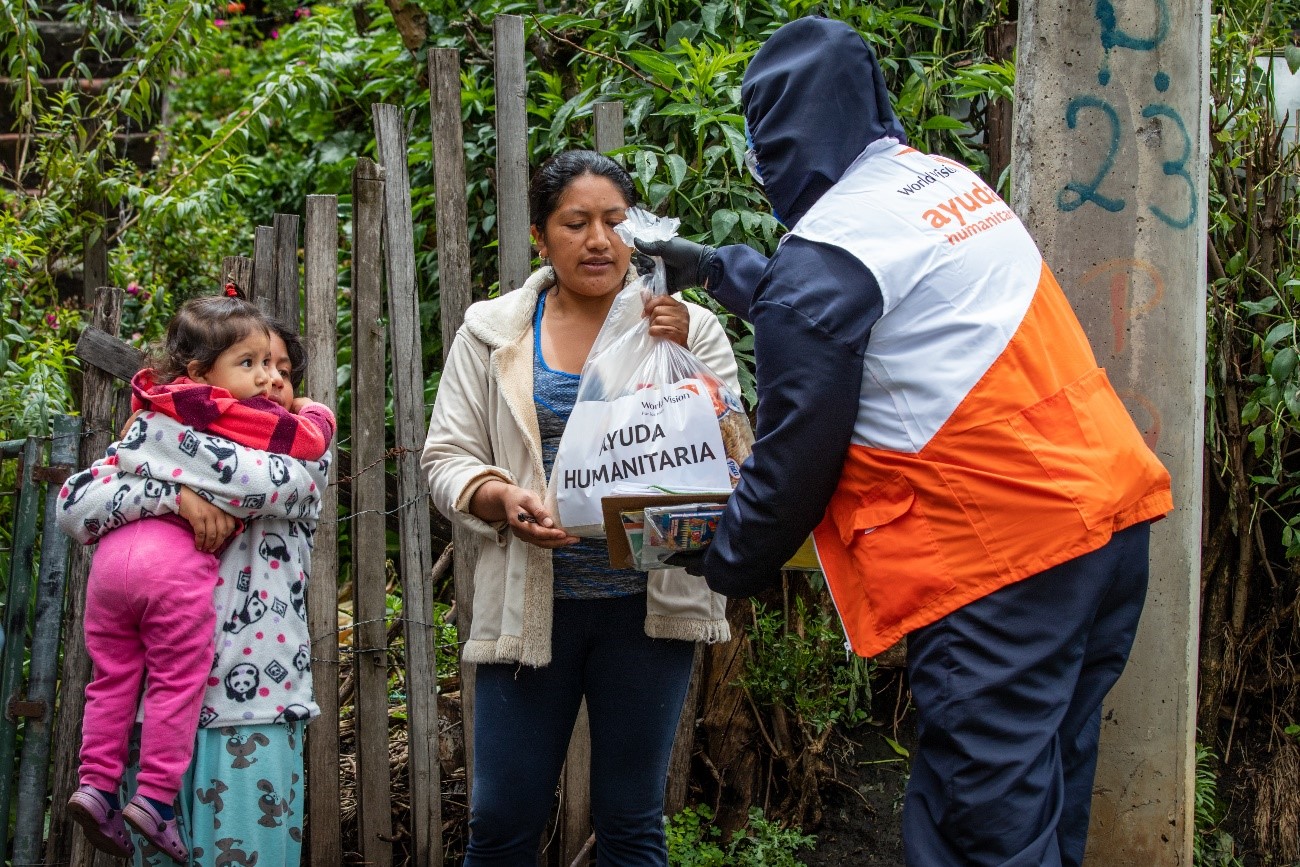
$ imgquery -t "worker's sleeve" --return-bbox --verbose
[707,243,772,321]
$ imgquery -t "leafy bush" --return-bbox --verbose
[667,804,816,867]
[1194,745,1244,867]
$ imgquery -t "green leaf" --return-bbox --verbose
[1248,424,1268,458]
[920,114,969,131]
[882,735,911,758]
[1264,321,1294,349]
[1286,45,1300,75]
[1240,297,1279,316]
[1271,346,1298,383]
[634,150,659,192]
[711,208,739,244]
[624,50,682,86]
[665,153,688,190]
[1226,250,1245,276]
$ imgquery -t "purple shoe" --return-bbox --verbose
[67,785,134,858]
[122,794,188,864]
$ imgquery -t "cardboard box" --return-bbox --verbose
[601,493,730,569]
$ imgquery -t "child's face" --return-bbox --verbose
[190,330,272,400]
[267,333,295,410]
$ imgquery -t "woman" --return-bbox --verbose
[60,321,326,866]
[421,150,736,864]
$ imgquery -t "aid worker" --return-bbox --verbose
[640,15,1174,867]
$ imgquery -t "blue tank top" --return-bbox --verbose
[534,291,647,599]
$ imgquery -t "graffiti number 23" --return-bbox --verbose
[1057,96,1196,230]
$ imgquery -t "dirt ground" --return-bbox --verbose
[803,669,914,867]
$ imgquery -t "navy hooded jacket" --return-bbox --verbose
[703,17,906,596]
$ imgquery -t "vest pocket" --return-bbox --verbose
[827,471,955,630]
[1006,367,1143,531]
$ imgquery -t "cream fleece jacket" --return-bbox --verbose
[422,267,735,666]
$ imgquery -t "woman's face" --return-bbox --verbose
[532,173,632,299]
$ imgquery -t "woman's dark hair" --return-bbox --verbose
[528,150,637,229]
[267,316,307,390]
[150,291,269,383]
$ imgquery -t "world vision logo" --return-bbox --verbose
[917,181,1018,246]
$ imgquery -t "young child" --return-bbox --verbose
[61,290,334,863]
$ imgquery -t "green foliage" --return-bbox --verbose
[741,589,872,734]
[666,804,728,867]
[1193,745,1244,867]
[1199,0,1300,775]
[666,804,816,867]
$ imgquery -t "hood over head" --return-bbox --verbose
[741,16,906,227]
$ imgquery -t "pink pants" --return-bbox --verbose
[79,517,218,803]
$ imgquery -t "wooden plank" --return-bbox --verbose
[373,101,441,867]
[74,324,144,384]
[45,288,126,867]
[11,414,80,867]
[665,645,704,816]
[429,48,473,352]
[429,45,479,801]
[273,212,301,330]
[593,101,625,154]
[303,194,342,867]
[0,438,44,860]
[252,224,275,315]
[221,254,255,295]
[83,203,107,309]
[561,702,593,865]
[350,157,394,867]
[493,14,531,293]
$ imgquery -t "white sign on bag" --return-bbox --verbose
[554,377,731,534]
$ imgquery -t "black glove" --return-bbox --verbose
[664,550,707,577]
[634,237,718,293]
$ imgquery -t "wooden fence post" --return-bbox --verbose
[373,101,441,867]
[46,287,131,867]
[221,254,255,294]
[350,157,394,867]
[252,225,276,314]
[493,14,531,294]
[0,437,45,861]
[593,102,625,156]
[303,194,342,866]
[273,212,302,328]
[11,414,80,867]
[429,45,479,809]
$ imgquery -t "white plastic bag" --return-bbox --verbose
[547,209,754,537]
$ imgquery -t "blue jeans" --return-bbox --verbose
[902,522,1151,867]
[465,593,695,866]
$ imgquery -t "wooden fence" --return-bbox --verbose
[0,13,722,866]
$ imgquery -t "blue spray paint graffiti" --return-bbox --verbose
[1058,0,1195,229]
[1058,97,1126,213]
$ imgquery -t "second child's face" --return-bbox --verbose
[267,333,294,410]
[191,330,272,400]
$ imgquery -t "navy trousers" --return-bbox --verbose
[902,522,1151,867]
[464,593,695,867]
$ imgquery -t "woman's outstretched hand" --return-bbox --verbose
[471,480,579,549]
[643,294,690,347]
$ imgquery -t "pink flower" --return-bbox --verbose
[126,281,141,296]
[213,17,226,27]
[140,291,152,302]
[45,312,58,327]
[294,6,310,18]
[270,28,279,38]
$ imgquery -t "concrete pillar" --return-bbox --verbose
[1011,0,1208,862]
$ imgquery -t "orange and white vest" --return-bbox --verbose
[796,142,1173,658]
